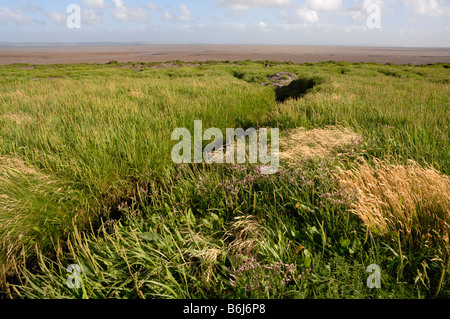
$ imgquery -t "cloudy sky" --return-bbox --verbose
[0,0,449,47]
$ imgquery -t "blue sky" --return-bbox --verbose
[0,0,449,46]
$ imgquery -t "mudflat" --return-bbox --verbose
[1,45,449,65]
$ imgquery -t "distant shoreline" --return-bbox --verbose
[1,42,450,49]
[1,44,449,65]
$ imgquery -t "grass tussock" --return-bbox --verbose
[0,156,86,285]
[337,158,450,254]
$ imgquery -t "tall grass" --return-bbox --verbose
[0,65,275,281]
[6,162,384,299]
[337,157,450,296]
[0,60,449,298]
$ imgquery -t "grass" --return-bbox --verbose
[337,158,449,296]
[0,60,449,298]
[280,125,364,161]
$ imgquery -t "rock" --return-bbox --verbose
[264,72,298,87]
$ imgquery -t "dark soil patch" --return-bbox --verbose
[262,72,321,103]
[150,63,180,70]
[16,66,35,70]
[274,77,321,103]
[118,65,143,72]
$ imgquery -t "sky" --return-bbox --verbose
[0,0,449,47]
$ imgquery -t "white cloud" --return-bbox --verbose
[258,21,271,32]
[220,22,246,30]
[364,0,396,13]
[181,24,206,32]
[111,0,149,22]
[46,11,67,25]
[338,0,395,24]
[82,9,103,25]
[164,5,193,21]
[179,5,193,21]
[294,7,319,22]
[266,22,336,32]
[219,0,293,10]
[306,0,342,11]
[47,8,103,26]
[82,0,108,9]
[21,2,43,12]
[277,23,311,31]
[0,7,33,25]
[182,24,193,32]
[279,0,342,25]
[147,3,158,11]
[402,0,450,17]
[163,10,175,20]
[342,25,368,33]
[346,10,365,23]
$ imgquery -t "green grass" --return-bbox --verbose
[0,60,449,298]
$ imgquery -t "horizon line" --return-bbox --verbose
[1,42,450,49]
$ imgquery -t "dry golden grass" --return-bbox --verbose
[188,247,223,286]
[0,156,41,176]
[224,215,264,257]
[127,88,145,98]
[2,112,33,125]
[280,125,363,162]
[337,158,450,254]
